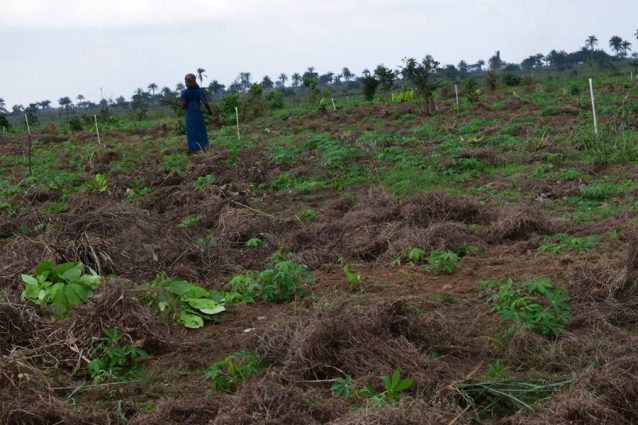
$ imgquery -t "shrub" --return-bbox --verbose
[426,250,460,275]
[361,75,379,101]
[266,90,285,109]
[502,74,521,87]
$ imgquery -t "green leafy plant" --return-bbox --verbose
[193,174,216,190]
[88,327,148,383]
[392,247,425,266]
[479,277,571,338]
[204,351,261,393]
[298,208,317,221]
[226,252,312,303]
[334,369,413,410]
[245,237,264,249]
[21,260,100,319]
[149,274,225,329]
[331,375,354,400]
[343,264,361,287]
[537,233,599,255]
[177,215,205,229]
[94,174,108,192]
[425,250,460,275]
[483,361,509,381]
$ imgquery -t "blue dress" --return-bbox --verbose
[180,88,209,152]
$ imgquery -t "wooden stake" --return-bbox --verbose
[331,97,336,111]
[24,114,32,175]
[454,84,460,112]
[93,114,101,145]
[588,78,598,136]
[235,107,240,141]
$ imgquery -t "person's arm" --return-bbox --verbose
[179,91,187,109]
[202,97,213,115]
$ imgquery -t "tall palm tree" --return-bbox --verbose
[585,35,598,51]
[176,82,185,91]
[147,83,158,95]
[196,68,207,86]
[622,40,632,57]
[278,73,288,87]
[0,97,6,113]
[609,36,623,56]
[341,67,353,82]
[291,73,301,87]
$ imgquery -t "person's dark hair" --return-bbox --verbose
[185,73,199,89]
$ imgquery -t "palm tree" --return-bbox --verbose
[291,73,301,87]
[585,35,598,52]
[176,82,185,91]
[488,51,504,71]
[622,40,632,57]
[76,94,85,108]
[609,36,623,56]
[147,83,158,95]
[39,100,51,110]
[207,80,225,98]
[475,60,485,72]
[196,68,207,86]
[342,67,353,82]
[0,97,6,113]
[160,87,173,97]
[278,73,288,87]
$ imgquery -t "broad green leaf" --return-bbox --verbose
[395,378,413,392]
[185,298,225,315]
[179,311,204,329]
[35,260,54,275]
[77,274,101,287]
[21,274,39,286]
[22,283,41,300]
[61,264,83,282]
[69,282,91,302]
[52,262,79,277]
[64,284,82,305]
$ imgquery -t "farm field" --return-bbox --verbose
[1,75,638,424]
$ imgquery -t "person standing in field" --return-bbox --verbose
[180,73,213,154]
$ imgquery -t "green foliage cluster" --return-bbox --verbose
[226,251,312,303]
[537,233,599,255]
[88,327,148,383]
[204,351,261,392]
[192,174,216,189]
[21,260,100,319]
[479,277,571,338]
[149,274,225,329]
[426,250,460,275]
[331,369,413,410]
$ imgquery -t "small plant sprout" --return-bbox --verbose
[204,351,261,392]
[245,237,264,248]
[94,174,108,192]
[193,174,216,190]
[343,264,362,287]
[331,375,354,400]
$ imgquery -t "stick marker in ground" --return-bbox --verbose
[331,97,336,111]
[454,84,460,112]
[93,114,101,145]
[235,106,240,141]
[24,114,32,175]
[588,78,598,136]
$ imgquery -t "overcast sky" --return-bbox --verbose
[1,0,636,107]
